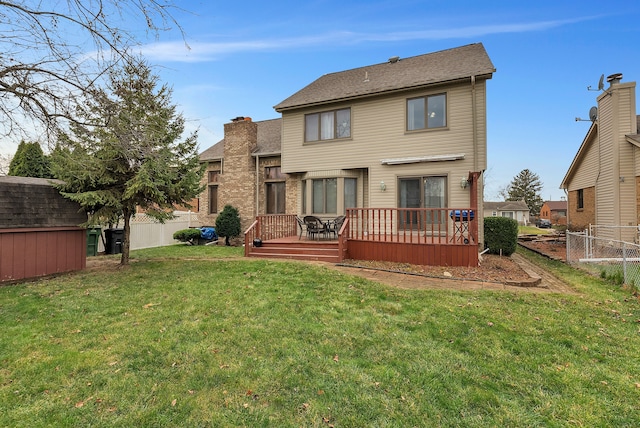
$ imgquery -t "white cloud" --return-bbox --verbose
[139,17,597,63]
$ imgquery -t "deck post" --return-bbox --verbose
[468,171,481,244]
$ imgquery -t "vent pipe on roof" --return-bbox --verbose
[606,73,623,87]
[231,116,252,122]
[388,56,400,63]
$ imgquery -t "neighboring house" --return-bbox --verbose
[539,200,567,225]
[561,73,640,241]
[484,200,530,225]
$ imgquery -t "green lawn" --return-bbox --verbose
[519,225,553,235]
[1,245,639,427]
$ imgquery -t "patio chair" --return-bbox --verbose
[326,215,346,239]
[303,215,327,240]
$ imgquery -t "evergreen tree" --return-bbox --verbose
[504,169,544,216]
[8,141,51,178]
[215,205,241,246]
[52,59,205,265]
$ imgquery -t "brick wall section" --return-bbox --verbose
[285,175,299,215]
[199,160,222,226]
[568,186,595,230]
[257,157,279,213]
[198,120,259,233]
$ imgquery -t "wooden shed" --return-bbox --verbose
[0,176,87,283]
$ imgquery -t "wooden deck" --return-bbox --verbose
[245,209,480,267]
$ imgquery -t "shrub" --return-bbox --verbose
[484,216,518,256]
[173,228,202,245]
[215,205,241,246]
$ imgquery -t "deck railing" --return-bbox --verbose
[244,214,299,257]
[255,214,298,240]
[345,207,477,245]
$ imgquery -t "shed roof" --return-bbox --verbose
[274,43,495,111]
[0,176,86,228]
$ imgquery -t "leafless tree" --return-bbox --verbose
[0,152,10,175]
[0,1,186,144]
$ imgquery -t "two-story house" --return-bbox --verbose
[274,43,494,239]
[561,73,640,241]
[199,43,495,265]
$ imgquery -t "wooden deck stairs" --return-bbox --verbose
[248,238,340,263]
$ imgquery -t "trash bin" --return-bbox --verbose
[104,228,124,254]
[86,227,101,256]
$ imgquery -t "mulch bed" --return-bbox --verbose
[342,253,531,283]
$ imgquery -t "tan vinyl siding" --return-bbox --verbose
[566,133,599,191]
[597,90,615,227]
[617,88,637,227]
[282,80,486,172]
[281,80,487,214]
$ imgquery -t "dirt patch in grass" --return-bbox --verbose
[518,235,566,261]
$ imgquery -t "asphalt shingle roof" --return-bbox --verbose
[199,118,282,162]
[274,43,495,111]
[545,201,567,211]
[484,201,530,212]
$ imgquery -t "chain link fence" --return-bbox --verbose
[567,228,640,289]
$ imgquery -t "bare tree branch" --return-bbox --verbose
[0,1,185,145]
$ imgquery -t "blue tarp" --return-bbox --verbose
[200,227,217,240]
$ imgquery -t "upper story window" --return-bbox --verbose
[208,170,220,183]
[207,170,220,215]
[407,93,446,131]
[305,108,351,142]
[265,166,285,180]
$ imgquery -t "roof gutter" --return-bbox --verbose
[275,74,494,112]
[251,151,281,157]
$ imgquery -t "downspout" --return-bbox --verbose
[255,155,260,217]
[471,75,480,247]
[471,75,478,173]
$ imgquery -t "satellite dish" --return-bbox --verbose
[588,74,605,91]
[589,106,598,122]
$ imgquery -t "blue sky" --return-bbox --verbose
[4,1,640,201]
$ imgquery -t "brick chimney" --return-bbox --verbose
[219,117,258,233]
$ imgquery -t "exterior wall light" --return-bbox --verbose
[460,177,469,189]
[380,181,386,191]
